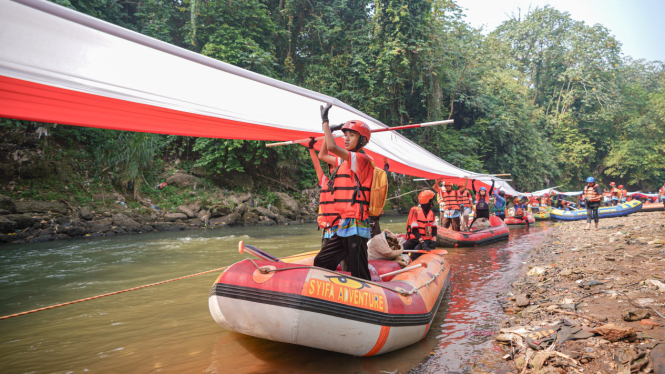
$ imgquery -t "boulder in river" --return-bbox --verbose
[80,206,94,220]
[15,200,68,215]
[176,205,195,218]
[242,210,259,226]
[275,192,299,219]
[209,212,242,226]
[164,213,188,222]
[0,216,17,233]
[0,195,16,213]
[112,213,141,232]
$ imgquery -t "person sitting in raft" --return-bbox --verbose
[540,193,550,210]
[577,193,586,208]
[458,177,472,231]
[602,188,611,206]
[619,185,627,204]
[491,189,506,220]
[468,179,495,229]
[529,194,540,213]
[307,138,339,244]
[403,190,438,261]
[513,197,529,228]
[610,182,619,206]
[314,104,374,281]
[433,180,461,231]
[583,177,603,230]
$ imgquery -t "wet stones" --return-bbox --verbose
[594,324,636,342]
[621,308,650,322]
[515,294,530,307]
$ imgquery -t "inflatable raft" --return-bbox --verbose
[209,244,451,356]
[504,212,535,226]
[436,216,509,247]
[550,200,643,221]
[533,207,552,221]
[641,202,664,213]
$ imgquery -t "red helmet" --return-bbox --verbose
[341,120,371,140]
[610,182,616,186]
[443,181,453,187]
[619,185,624,189]
[418,190,436,204]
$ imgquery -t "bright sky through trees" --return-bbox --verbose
[458,0,665,62]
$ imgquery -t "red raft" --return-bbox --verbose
[504,212,536,227]
[435,215,509,247]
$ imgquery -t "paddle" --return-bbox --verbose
[403,249,448,254]
[265,119,454,148]
[238,241,283,262]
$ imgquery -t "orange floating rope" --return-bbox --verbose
[0,265,229,320]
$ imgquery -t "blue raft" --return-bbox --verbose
[550,200,643,221]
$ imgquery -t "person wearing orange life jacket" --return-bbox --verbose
[659,183,665,203]
[314,104,374,281]
[609,182,619,206]
[307,138,340,243]
[602,188,611,206]
[583,177,603,230]
[619,185,627,203]
[457,177,472,231]
[468,179,494,229]
[540,193,550,209]
[513,197,527,218]
[433,179,461,231]
[403,190,438,261]
[529,194,540,213]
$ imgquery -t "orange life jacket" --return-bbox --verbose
[584,184,600,200]
[621,189,627,197]
[438,189,460,211]
[329,159,372,220]
[611,188,619,198]
[406,207,435,241]
[317,175,339,228]
[659,187,665,195]
[530,197,540,206]
[459,190,472,207]
[540,195,549,206]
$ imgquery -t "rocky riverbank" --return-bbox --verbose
[0,172,336,245]
[410,211,665,374]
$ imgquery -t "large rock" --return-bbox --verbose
[187,201,201,214]
[242,211,259,226]
[0,216,17,233]
[112,213,141,232]
[176,206,195,218]
[80,206,94,220]
[209,213,242,226]
[209,204,233,218]
[86,218,113,233]
[165,173,198,188]
[275,192,299,219]
[15,200,68,215]
[0,195,16,213]
[164,213,188,222]
[5,214,37,229]
[622,308,650,322]
[515,294,530,307]
[595,324,637,342]
[253,206,278,220]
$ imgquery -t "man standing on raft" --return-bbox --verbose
[314,104,374,281]
[583,177,603,231]
[434,180,461,231]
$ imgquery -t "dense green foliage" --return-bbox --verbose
[7,0,665,192]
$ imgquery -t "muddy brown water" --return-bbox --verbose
[0,217,549,373]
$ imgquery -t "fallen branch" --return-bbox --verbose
[257,174,299,192]
[553,309,604,323]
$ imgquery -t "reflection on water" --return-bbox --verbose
[0,218,547,373]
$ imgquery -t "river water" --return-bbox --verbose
[0,217,548,374]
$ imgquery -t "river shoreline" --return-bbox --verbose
[413,212,665,374]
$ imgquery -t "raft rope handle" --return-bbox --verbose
[0,250,327,321]
[0,265,229,321]
[248,257,446,297]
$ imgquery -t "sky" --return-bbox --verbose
[457,0,665,62]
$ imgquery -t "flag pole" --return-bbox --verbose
[265,120,454,148]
